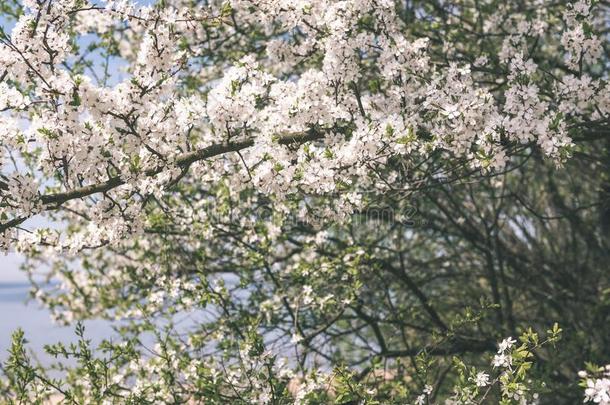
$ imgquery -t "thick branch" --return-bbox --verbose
[2,129,326,233]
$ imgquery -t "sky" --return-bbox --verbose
[0,253,116,364]
[0,253,23,282]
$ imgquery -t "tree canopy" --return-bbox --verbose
[0,0,608,403]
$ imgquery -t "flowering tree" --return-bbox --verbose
[0,0,608,403]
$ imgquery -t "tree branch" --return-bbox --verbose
[1,129,327,233]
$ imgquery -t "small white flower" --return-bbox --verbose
[498,337,517,353]
[492,353,512,368]
[584,376,610,404]
[474,371,490,387]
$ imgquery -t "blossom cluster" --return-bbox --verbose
[0,0,607,253]
[581,366,610,405]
